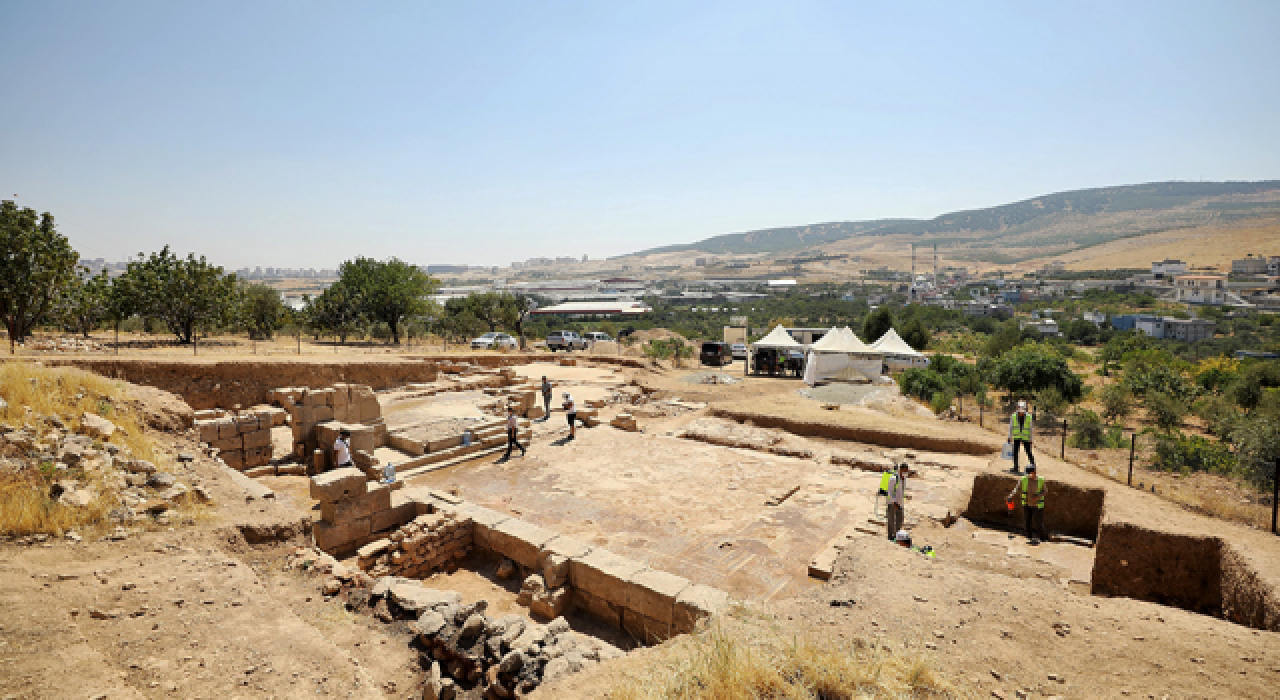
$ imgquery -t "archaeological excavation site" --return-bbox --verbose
[2,352,1279,699]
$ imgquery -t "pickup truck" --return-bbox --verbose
[546,330,588,351]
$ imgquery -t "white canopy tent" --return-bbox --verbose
[750,325,805,349]
[803,327,885,386]
[871,328,930,370]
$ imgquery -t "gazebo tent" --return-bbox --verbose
[803,327,885,386]
[751,325,805,349]
[871,328,929,369]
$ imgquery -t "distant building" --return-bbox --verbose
[1110,314,1159,332]
[529,301,651,317]
[1233,256,1269,275]
[426,264,470,275]
[1173,274,1228,305]
[1151,259,1187,278]
[1135,317,1216,342]
[1082,311,1107,325]
[1269,256,1280,276]
[1020,319,1061,336]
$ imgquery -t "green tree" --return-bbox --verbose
[60,268,112,338]
[982,321,1022,358]
[862,307,893,343]
[461,291,509,333]
[240,282,288,340]
[337,257,439,344]
[1147,392,1188,432]
[989,343,1084,402]
[307,281,364,342]
[499,293,537,349]
[900,317,930,352]
[1098,383,1133,422]
[1064,319,1100,346]
[0,201,80,352]
[122,246,237,344]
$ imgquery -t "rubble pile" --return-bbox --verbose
[22,336,107,353]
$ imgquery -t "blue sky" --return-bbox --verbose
[2,1,1277,269]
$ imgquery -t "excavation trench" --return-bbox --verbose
[964,474,1279,631]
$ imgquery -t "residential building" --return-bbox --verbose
[1082,311,1107,325]
[1110,314,1159,332]
[1269,256,1280,276]
[1232,256,1269,275]
[1151,259,1187,278]
[1020,319,1060,336]
[1173,274,1228,305]
[1135,317,1216,342]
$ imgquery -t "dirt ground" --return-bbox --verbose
[3,357,1279,699]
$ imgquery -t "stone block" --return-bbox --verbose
[220,449,245,470]
[426,435,462,453]
[242,429,272,449]
[309,467,367,503]
[488,518,555,570]
[573,588,621,629]
[244,446,272,468]
[673,584,730,635]
[388,432,424,455]
[314,405,335,422]
[313,517,371,551]
[539,535,593,589]
[370,498,418,534]
[622,608,670,644]
[217,419,240,440]
[210,434,243,452]
[463,504,512,551]
[530,586,573,620]
[625,568,690,625]
[357,538,392,561]
[235,414,261,434]
[196,420,220,444]
[569,549,646,607]
[321,483,392,523]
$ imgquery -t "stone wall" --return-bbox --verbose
[307,469,729,643]
[194,407,281,470]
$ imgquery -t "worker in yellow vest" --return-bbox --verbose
[1007,400,1035,475]
[885,462,909,541]
[1007,464,1047,544]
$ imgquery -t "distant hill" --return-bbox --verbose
[624,180,1280,258]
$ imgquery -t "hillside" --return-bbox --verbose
[625,180,1280,262]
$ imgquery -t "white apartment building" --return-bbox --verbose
[1151,259,1187,278]
[1173,274,1228,305]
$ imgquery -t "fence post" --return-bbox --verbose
[193,335,198,356]
[1272,457,1278,535]
[1060,419,1067,459]
[297,332,301,354]
[979,402,983,428]
[1128,433,1136,486]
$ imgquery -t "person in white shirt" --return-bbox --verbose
[886,462,909,541]
[333,429,353,468]
[504,406,526,458]
[562,392,581,439]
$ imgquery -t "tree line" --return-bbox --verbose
[0,200,542,351]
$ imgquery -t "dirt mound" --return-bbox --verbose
[629,329,692,346]
[123,383,194,431]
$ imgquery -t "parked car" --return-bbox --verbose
[546,330,588,351]
[471,332,518,350]
[700,341,733,367]
[583,331,612,343]
[730,342,748,360]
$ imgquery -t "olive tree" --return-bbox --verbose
[0,201,80,352]
[122,246,238,344]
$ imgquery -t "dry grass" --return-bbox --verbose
[608,620,964,700]
[0,361,160,537]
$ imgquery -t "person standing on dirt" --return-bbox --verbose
[562,391,585,439]
[504,405,526,458]
[541,376,553,421]
[334,428,354,469]
[1007,464,1047,544]
[885,462,909,541]
[1007,400,1035,475]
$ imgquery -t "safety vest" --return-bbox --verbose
[878,471,891,495]
[1020,476,1046,509]
[1011,413,1032,441]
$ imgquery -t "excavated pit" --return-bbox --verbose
[1091,523,1280,631]
[964,473,1106,541]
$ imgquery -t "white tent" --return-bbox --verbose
[871,328,930,369]
[751,325,804,349]
[804,327,885,386]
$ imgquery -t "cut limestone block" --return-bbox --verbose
[209,434,243,452]
[573,587,620,629]
[465,505,513,550]
[622,607,670,644]
[369,495,418,534]
[625,569,690,625]
[243,446,272,468]
[321,483,392,524]
[529,586,572,620]
[569,549,646,607]
[313,517,371,551]
[220,450,245,470]
[217,419,239,440]
[195,420,220,443]
[235,414,261,434]
[309,467,367,503]
[539,535,593,589]
[242,429,272,449]
[673,584,730,635]
[488,519,556,570]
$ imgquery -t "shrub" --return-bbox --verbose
[1147,392,1188,431]
[1099,383,1133,421]
[930,390,955,415]
[1069,408,1106,448]
[1194,395,1238,438]
[1034,387,1068,422]
[1152,431,1235,475]
[898,368,948,402]
[989,343,1085,402]
[1229,412,1280,489]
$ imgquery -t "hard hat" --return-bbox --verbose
[897,462,909,470]
[1017,401,1027,410]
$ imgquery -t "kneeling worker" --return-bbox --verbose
[1007,464,1047,544]
[886,462,909,541]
